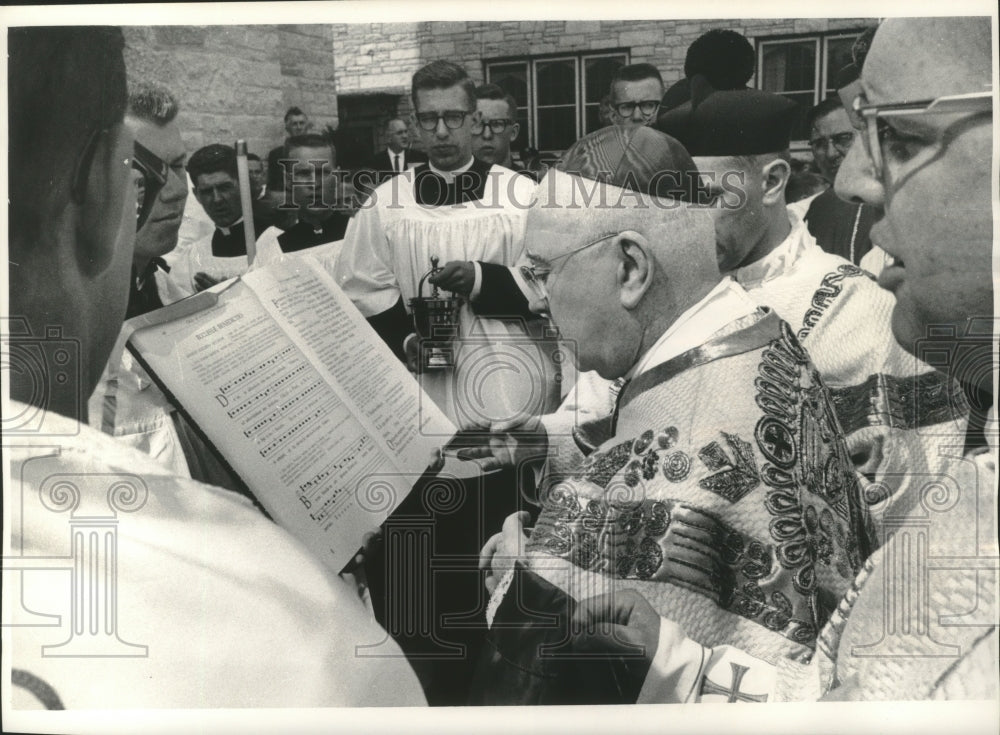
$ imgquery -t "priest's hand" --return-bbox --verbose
[454,415,548,472]
[403,334,420,373]
[428,260,475,297]
[569,589,661,700]
[193,271,222,292]
[479,510,531,595]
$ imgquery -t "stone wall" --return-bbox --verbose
[414,18,872,86]
[121,19,873,158]
[123,24,338,159]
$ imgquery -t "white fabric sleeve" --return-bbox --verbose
[637,617,711,704]
[469,259,483,301]
[638,619,785,704]
[333,202,401,317]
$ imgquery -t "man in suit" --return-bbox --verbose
[354,117,427,200]
[266,105,312,191]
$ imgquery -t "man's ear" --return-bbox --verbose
[615,231,654,310]
[75,122,132,278]
[761,158,791,206]
[510,122,520,143]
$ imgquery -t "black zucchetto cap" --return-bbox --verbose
[673,88,799,157]
[556,124,701,203]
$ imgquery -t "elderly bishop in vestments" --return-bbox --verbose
[471,127,873,705]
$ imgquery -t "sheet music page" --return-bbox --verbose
[242,258,455,475]
[128,261,454,571]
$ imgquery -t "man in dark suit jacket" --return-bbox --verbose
[353,118,427,200]
[266,106,311,191]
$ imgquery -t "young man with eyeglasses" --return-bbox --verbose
[333,59,554,705]
[534,16,996,705]
[609,63,665,128]
[471,83,530,177]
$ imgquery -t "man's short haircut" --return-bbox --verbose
[684,29,755,89]
[411,60,476,109]
[474,83,518,120]
[284,106,306,122]
[386,117,407,131]
[187,144,238,186]
[285,133,337,162]
[806,96,845,132]
[9,26,127,245]
[246,152,262,163]
[127,82,180,126]
[610,63,664,90]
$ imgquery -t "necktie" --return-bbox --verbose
[393,153,401,173]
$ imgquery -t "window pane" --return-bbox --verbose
[781,92,814,141]
[489,63,528,108]
[537,107,577,150]
[585,55,626,104]
[825,36,857,95]
[761,41,816,94]
[536,59,576,106]
[584,103,607,134]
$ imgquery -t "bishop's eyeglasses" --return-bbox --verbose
[519,233,618,304]
[852,90,993,180]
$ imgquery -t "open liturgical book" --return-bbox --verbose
[127,259,456,572]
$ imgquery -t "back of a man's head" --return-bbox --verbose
[8,27,132,415]
[684,29,755,89]
[411,60,475,108]
[9,27,128,248]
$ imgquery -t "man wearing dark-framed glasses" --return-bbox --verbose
[334,59,555,705]
[609,63,665,128]
[471,83,529,177]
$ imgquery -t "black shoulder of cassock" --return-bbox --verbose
[472,261,535,322]
[366,297,410,364]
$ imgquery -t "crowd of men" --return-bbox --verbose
[4,17,996,715]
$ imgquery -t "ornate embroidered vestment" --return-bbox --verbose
[511,309,874,664]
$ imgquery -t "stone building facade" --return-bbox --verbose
[124,17,872,169]
[123,24,339,161]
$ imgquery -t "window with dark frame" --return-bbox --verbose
[486,51,628,154]
[756,31,865,144]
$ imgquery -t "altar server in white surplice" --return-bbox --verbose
[334,60,557,431]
